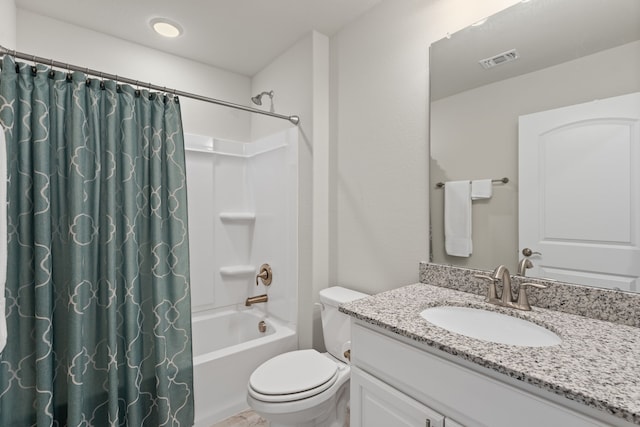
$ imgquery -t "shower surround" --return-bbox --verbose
[184,129,298,426]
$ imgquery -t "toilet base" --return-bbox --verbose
[250,381,349,427]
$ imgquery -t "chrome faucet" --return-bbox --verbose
[493,265,514,306]
[517,257,533,276]
[475,265,547,311]
[476,265,513,306]
[518,248,540,276]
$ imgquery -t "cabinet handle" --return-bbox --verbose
[425,420,431,427]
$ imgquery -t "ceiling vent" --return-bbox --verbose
[479,49,519,69]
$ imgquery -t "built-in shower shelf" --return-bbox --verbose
[219,212,256,222]
[220,265,255,276]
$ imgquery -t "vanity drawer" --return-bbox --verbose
[351,322,612,427]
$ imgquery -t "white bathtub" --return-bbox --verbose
[192,308,297,427]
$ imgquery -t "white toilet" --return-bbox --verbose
[247,286,367,427]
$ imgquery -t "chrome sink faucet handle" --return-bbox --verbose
[515,282,547,311]
[473,273,500,303]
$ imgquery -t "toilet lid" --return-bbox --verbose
[249,349,338,396]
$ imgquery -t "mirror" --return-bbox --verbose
[429,0,640,291]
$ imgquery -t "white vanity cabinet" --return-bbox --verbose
[349,321,625,427]
[351,366,449,427]
[351,365,467,427]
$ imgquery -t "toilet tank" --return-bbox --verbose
[319,286,368,363]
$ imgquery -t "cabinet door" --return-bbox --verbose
[351,366,445,427]
[445,418,465,427]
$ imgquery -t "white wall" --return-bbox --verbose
[16,9,251,141]
[251,31,330,350]
[0,0,16,49]
[329,0,520,296]
[184,131,298,325]
[247,130,299,324]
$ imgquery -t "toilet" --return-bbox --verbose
[246,286,367,427]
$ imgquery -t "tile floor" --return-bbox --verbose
[211,408,351,427]
[210,409,267,427]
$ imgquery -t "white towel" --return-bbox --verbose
[0,126,6,354]
[444,180,472,257]
[471,179,492,200]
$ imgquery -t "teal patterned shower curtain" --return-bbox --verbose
[0,56,194,426]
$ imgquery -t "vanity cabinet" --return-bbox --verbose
[350,322,621,427]
[351,366,467,427]
[351,366,448,427]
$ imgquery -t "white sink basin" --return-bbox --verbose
[420,306,562,347]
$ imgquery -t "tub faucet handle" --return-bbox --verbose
[256,264,272,286]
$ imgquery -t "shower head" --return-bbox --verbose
[251,90,274,106]
[250,94,262,105]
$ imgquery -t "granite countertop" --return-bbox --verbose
[340,283,640,425]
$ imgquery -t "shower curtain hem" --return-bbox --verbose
[0,124,7,353]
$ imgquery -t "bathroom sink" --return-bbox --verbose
[420,306,561,347]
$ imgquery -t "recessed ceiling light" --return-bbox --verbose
[150,18,183,38]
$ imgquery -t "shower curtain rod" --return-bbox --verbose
[0,45,300,125]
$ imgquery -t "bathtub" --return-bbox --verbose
[192,308,297,427]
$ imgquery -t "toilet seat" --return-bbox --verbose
[248,349,339,403]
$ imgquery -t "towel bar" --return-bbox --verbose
[435,177,508,189]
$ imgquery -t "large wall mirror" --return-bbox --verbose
[429,0,640,292]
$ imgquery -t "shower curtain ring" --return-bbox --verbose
[48,58,55,79]
[12,50,19,74]
[31,55,38,76]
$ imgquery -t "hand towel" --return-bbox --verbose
[0,126,6,354]
[444,180,472,257]
[471,179,492,200]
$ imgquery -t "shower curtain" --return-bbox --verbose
[0,56,193,426]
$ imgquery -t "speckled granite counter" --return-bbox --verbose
[340,283,640,425]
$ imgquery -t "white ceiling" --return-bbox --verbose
[16,0,383,76]
[430,0,640,100]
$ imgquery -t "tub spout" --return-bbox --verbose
[245,294,268,306]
